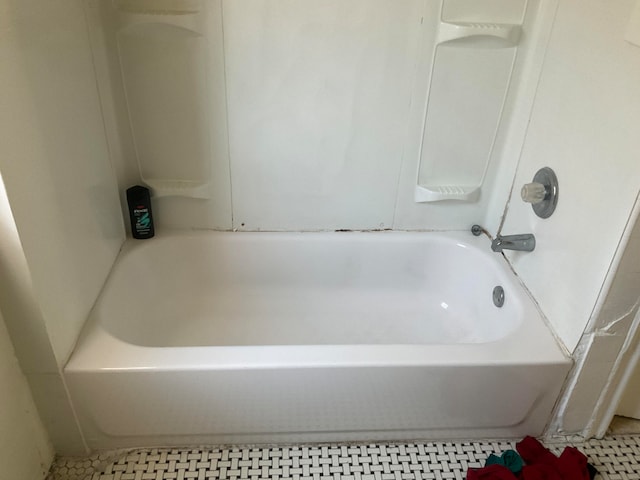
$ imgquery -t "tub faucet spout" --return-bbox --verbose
[491,234,536,253]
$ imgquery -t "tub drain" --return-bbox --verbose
[493,286,505,308]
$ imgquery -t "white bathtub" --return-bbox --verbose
[65,231,571,450]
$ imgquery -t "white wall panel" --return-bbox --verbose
[0,310,53,480]
[224,0,423,231]
[88,0,554,233]
[0,0,125,365]
[501,0,640,352]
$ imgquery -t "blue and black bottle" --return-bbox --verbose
[126,185,155,239]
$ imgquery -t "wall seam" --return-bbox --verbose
[496,0,559,235]
[219,0,235,230]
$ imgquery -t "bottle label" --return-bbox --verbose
[133,205,151,234]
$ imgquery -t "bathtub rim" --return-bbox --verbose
[66,229,570,372]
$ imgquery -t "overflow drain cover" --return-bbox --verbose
[493,286,505,308]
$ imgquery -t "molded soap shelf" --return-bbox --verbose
[437,22,521,46]
[415,185,481,203]
[114,0,201,15]
[144,179,210,199]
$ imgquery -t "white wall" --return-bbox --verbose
[617,328,640,418]
[552,202,640,434]
[91,0,552,233]
[0,309,54,480]
[0,0,124,455]
[0,169,88,455]
[618,245,640,418]
[501,0,640,352]
[0,0,125,366]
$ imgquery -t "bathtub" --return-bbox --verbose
[65,230,571,450]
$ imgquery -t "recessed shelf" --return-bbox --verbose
[117,18,212,201]
[415,15,521,205]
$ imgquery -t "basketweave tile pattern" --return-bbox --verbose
[48,436,640,480]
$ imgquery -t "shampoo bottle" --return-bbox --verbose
[126,185,155,239]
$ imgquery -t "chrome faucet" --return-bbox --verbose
[491,234,536,253]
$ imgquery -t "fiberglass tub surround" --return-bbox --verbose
[65,230,571,450]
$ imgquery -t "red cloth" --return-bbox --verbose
[467,464,518,480]
[556,447,590,480]
[515,436,557,465]
[520,464,562,480]
[515,436,590,480]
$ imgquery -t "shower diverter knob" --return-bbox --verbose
[520,167,559,219]
[521,182,547,204]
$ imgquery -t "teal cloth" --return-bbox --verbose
[485,450,524,474]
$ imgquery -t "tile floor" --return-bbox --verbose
[48,436,640,480]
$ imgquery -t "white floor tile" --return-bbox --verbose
[48,436,640,480]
